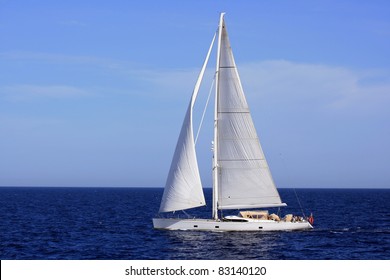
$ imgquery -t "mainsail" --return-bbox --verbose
[215,15,286,210]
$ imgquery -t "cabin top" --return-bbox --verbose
[239,210,269,219]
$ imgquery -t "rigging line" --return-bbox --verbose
[278,152,306,217]
[195,76,215,145]
[181,210,191,219]
[293,188,306,218]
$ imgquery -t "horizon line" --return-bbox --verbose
[0,185,389,189]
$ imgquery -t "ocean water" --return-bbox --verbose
[0,187,389,260]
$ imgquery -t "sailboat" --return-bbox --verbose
[153,13,313,231]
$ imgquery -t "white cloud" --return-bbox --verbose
[238,60,390,116]
[131,59,390,118]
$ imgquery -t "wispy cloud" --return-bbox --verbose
[2,51,389,117]
[238,60,390,116]
[136,68,201,98]
[0,51,120,69]
[0,115,65,129]
[0,85,91,101]
[0,51,105,63]
[126,59,390,118]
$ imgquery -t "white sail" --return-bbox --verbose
[215,15,286,210]
[159,102,205,213]
[159,33,216,213]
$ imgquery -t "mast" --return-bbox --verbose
[212,12,225,220]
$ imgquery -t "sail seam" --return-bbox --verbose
[219,159,267,161]
[218,137,259,140]
[218,111,250,113]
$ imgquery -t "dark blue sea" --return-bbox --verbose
[0,187,389,260]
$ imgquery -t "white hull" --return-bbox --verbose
[153,218,313,231]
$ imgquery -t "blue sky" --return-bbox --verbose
[1,0,389,188]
